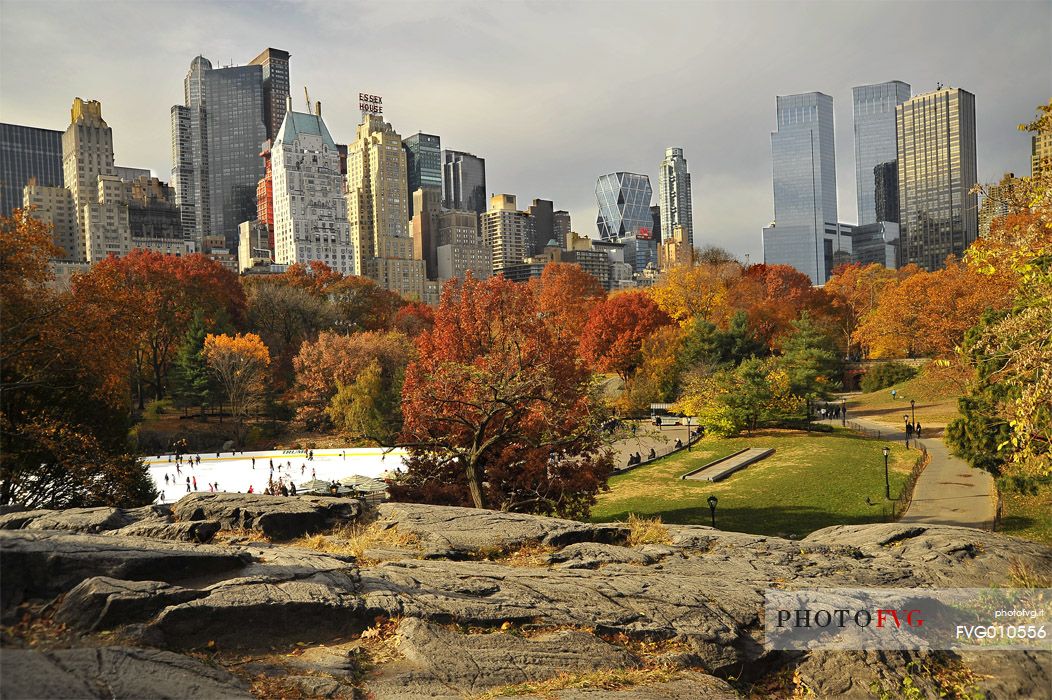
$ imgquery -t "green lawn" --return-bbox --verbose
[591,429,916,538]
[999,487,1052,545]
[848,364,965,433]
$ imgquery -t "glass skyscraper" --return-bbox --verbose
[762,92,844,285]
[0,123,63,217]
[658,147,693,247]
[896,87,978,271]
[171,55,267,252]
[595,172,653,240]
[853,81,911,226]
[442,150,487,216]
[404,133,441,218]
[248,48,291,142]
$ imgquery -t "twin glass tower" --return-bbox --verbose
[764,80,978,283]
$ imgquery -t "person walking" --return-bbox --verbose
[192,475,197,491]
[915,422,923,438]
[164,474,169,485]
[290,482,297,496]
[186,476,191,493]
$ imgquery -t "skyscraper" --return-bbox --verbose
[271,103,353,275]
[526,198,554,256]
[873,160,899,223]
[481,194,530,273]
[171,55,267,252]
[436,209,491,284]
[553,210,571,247]
[658,147,693,246]
[762,92,844,285]
[896,87,978,271]
[248,48,291,142]
[442,150,487,215]
[852,81,911,226]
[404,133,441,218]
[595,172,653,240]
[1033,122,1052,177]
[1,123,63,217]
[346,114,428,299]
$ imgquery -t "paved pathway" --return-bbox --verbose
[838,416,996,529]
[610,422,692,471]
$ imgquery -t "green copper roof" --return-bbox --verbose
[274,110,336,149]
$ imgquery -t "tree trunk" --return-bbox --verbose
[465,456,486,509]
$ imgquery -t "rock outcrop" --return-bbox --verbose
[1,496,1050,699]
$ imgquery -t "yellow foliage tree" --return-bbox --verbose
[202,333,271,446]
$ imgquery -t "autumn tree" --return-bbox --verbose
[648,260,742,326]
[532,262,606,341]
[825,262,904,359]
[169,312,221,415]
[676,357,803,437]
[71,250,245,407]
[396,276,613,516]
[579,290,673,380]
[203,333,271,446]
[391,301,435,338]
[327,275,405,332]
[327,360,400,445]
[246,281,333,384]
[291,330,412,430]
[1,210,154,507]
[279,260,344,295]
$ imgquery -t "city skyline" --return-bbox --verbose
[1,1,1048,262]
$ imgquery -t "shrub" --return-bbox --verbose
[860,362,917,393]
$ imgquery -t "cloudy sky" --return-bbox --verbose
[2,0,1049,260]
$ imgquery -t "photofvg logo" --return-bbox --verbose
[764,588,1051,651]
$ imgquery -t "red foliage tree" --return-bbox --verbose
[396,276,613,516]
[532,262,607,341]
[578,290,673,380]
[71,251,245,406]
[391,301,435,338]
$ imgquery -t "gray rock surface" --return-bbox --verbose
[367,618,639,697]
[55,576,207,632]
[172,493,364,539]
[116,520,221,543]
[0,507,132,533]
[375,502,629,553]
[0,530,248,611]
[0,646,251,699]
[3,500,1051,700]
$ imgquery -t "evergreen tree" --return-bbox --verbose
[170,313,217,415]
[777,312,841,400]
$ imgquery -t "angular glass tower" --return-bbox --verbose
[762,92,843,285]
[658,147,693,247]
[853,81,911,226]
[171,56,266,253]
[595,172,653,240]
[404,133,441,218]
[896,87,978,271]
[0,123,63,217]
[442,150,487,216]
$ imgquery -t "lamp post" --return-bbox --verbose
[841,399,847,426]
[910,399,916,427]
[686,416,692,452]
[882,446,891,500]
[707,495,718,527]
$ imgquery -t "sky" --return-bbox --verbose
[1,0,1049,261]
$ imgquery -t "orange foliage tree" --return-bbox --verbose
[531,262,607,341]
[396,276,613,516]
[72,250,245,407]
[291,330,412,430]
[1,210,154,507]
[579,290,673,380]
[203,332,270,446]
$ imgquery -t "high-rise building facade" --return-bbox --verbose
[896,87,978,271]
[852,81,911,226]
[658,147,693,246]
[441,150,487,215]
[873,160,899,223]
[346,114,428,299]
[526,198,554,256]
[595,172,653,240]
[22,178,77,259]
[1,124,63,217]
[248,48,291,142]
[271,106,353,275]
[411,187,443,279]
[404,133,441,218]
[1033,123,1052,177]
[851,221,899,269]
[481,194,530,273]
[171,55,267,252]
[762,92,843,285]
[436,209,491,284]
[553,210,571,246]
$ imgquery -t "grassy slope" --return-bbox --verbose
[591,429,916,538]
[999,489,1052,545]
[847,363,967,434]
